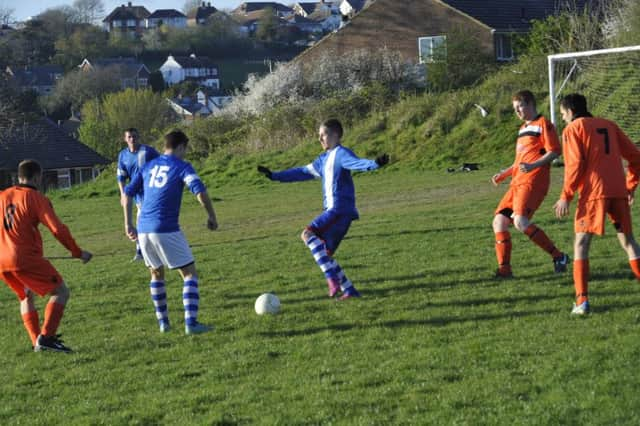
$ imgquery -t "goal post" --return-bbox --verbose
[548,45,640,140]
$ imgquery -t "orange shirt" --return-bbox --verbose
[0,185,82,271]
[561,117,640,202]
[509,115,561,187]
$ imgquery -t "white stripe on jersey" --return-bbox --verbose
[183,173,200,186]
[117,168,126,176]
[519,125,542,136]
[137,150,146,167]
[306,164,321,178]
[324,148,338,210]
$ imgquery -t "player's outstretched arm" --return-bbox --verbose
[36,196,83,258]
[340,149,384,172]
[259,164,318,183]
[196,191,218,231]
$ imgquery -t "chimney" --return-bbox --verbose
[128,2,132,7]
[208,2,212,6]
[202,2,206,6]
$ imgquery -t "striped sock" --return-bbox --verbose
[334,264,353,291]
[183,279,199,327]
[150,281,168,325]
[306,235,340,280]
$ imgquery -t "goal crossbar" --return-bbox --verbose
[548,45,640,126]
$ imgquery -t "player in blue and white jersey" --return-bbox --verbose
[258,119,389,300]
[123,130,218,335]
[117,128,159,261]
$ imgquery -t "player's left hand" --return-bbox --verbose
[375,154,389,167]
[257,165,273,179]
[519,163,534,173]
[629,191,635,206]
[554,199,570,218]
[207,216,218,231]
[126,224,138,241]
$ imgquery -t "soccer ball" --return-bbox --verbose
[255,293,280,315]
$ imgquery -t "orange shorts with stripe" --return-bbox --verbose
[575,197,632,235]
[495,184,548,219]
[0,259,63,300]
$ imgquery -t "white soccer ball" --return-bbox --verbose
[255,293,280,315]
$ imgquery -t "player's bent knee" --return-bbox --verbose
[493,214,510,231]
[301,228,315,243]
[513,216,529,232]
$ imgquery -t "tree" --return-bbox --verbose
[72,0,105,24]
[53,25,109,69]
[183,0,201,15]
[256,8,278,42]
[0,5,14,25]
[37,6,79,38]
[148,71,165,93]
[79,89,175,158]
[0,19,57,67]
[43,67,121,114]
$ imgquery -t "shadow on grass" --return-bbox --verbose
[257,308,557,338]
[346,224,483,241]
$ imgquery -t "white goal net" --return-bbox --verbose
[548,45,640,141]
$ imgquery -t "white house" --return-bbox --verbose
[197,89,233,114]
[159,54,220,88]
[146,9,187,29]
[339,0,369,18]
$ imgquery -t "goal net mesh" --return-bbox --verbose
[550,47,640,141]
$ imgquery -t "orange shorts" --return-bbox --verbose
[0,259,63,300]
[495,184,548,219]
[575,198,632,235]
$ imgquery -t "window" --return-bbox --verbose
[57,169,71,190]
[418,36,446,63]
[138,78,148,87]
[495,33,514,61]
[127,19,136,27]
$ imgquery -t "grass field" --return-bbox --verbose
[2,169,640,424]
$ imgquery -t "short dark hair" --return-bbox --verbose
[560,93,590,117]
[124,128,138,135]
[18,159,42,180]
[512,90,536,108]
[164,130,189,150]
[321,119,343,139]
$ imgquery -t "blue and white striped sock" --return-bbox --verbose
[334,264,353,291]
[150,281,168,325]
[306,235,340,280]
[183,278,199,327]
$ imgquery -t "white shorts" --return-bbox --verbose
[138,231,194,270]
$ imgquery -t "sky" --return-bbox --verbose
[3,0,244,21]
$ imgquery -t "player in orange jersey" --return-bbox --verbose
[0,160,92,352]
[492,90,569,278]
[553,93,640,315]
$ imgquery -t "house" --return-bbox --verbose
[187,2,218,26]
[293,2,341,31]
[294,0,588,65]
[102,2,150,37]
[283,14,324,34]
[0,118,109,191]
[78,58,151,89]
[159,54,220,88]
[5,65,63,95]
[197,88,233,113]
[339,0,370,19]
[146,9,187,29]
[233,2,294,19]
[0,24,14,37]
[167,88,233,121]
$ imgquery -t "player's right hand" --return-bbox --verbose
[491,174,501,186]
[80,250,93,264]
[257,165,272,179]
[126,224,138,241]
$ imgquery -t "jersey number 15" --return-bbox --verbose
[149,165,170,188]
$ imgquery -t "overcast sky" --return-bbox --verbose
[3,0,244,21]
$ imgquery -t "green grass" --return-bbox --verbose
[2,169,640,424]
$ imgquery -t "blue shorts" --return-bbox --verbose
[308,210,353,255]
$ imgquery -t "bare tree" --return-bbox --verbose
[72,0,105,24]
[0,5,14,25]
[183,0,201,15]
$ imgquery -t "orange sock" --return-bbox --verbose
[41,302,65,337]
[574,259,589,305]
[524,224,562,259]
[630,258,640,280]
[495,231,512,274]
[21,311,40,346]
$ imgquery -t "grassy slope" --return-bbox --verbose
[2,169,640,424]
